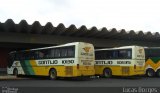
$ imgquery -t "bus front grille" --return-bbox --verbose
[65,66,73,76]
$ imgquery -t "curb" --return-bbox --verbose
[0,75,21,80]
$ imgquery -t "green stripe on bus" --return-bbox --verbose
[25,60,35,75]
[20,60,35,75]
[150,57,160,63]
[20,60,27,74]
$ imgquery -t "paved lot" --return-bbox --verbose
[0,76,160,87]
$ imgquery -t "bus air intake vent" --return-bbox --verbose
[65,66,73,76]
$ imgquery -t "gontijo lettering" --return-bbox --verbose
[95,61,113,65]
[38,60,58,65]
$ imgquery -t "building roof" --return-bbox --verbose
[0,19,159,42]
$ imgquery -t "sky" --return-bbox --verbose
[0,0,160,33]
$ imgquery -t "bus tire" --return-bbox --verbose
[13,68,18,76]
[156,69,160,77]
[103,68,112,78]
[146,68,155,77]
[49,69,57,80]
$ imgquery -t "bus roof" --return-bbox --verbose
[95,45,142,51]
[10,42,91,53]
[144,47,160,49]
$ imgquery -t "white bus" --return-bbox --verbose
[95,46,145,77]
[7,42,95,79]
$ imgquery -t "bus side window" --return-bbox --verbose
[14,53,18,60]
[34,51,38,59]
[118,49,132,59]
[39,51,44,59]
[26,52,30,60]
[127,50,132,59]
[95,51,107,60]
[17,52,21,60]
[19,52,25,60]
[104,50,113,59]
[61,48,67,57]
[95,51,100,60]
[55,48,60,58]
[50,49,55,58]
[112,50,118,59]
[67,47,75,57]
[102,50,107,59]
[30,51,35,59]
[118,50,128,59]
[43,49,50,59]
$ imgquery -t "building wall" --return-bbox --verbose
[0,48,10,68]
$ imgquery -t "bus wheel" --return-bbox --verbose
[146,69,155,77]
[49,69,57,80]
[156,69,160,77]
[103,68,112,78]
[13,68,18,76]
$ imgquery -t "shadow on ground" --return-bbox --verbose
[12,75,96,81]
